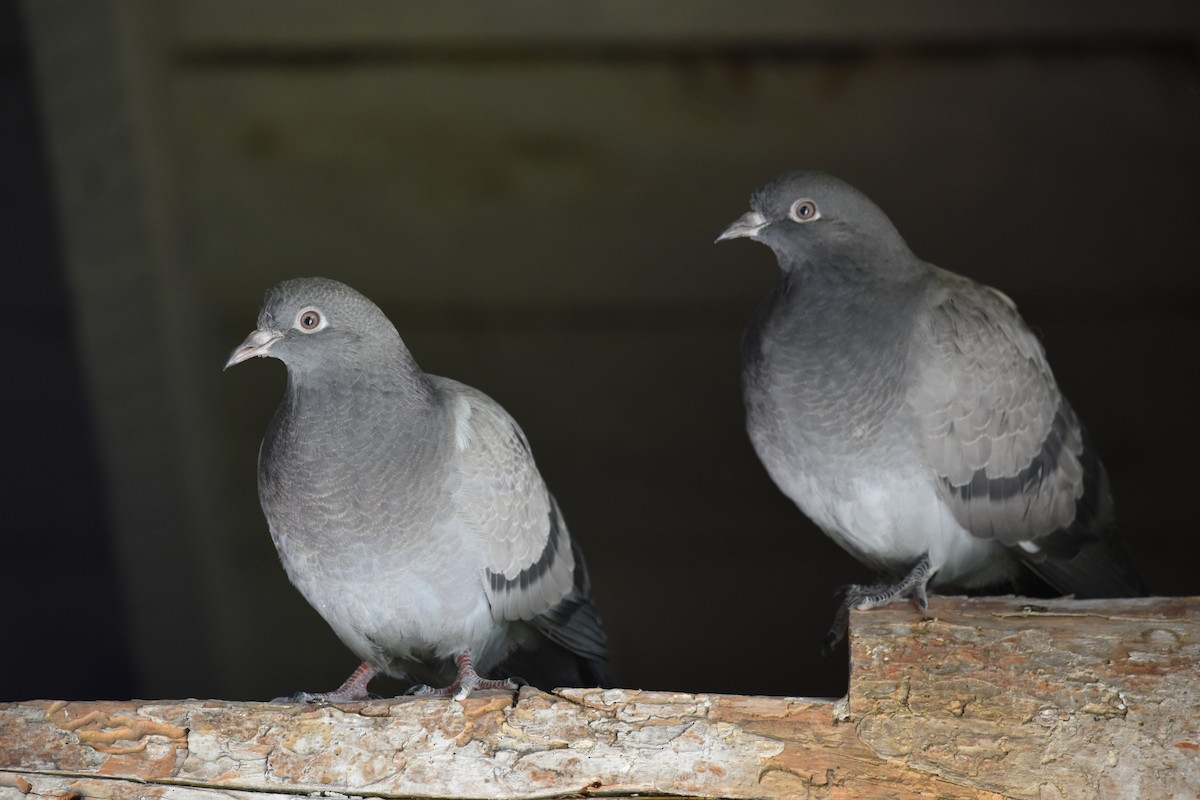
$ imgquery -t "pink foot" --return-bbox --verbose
[411,652,520,701]
[277,661,379,703]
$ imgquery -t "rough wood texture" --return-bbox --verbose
[1,596,1195,799]
[0,693,987,800]
[849,595,1200,799]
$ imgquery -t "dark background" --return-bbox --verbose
[4,1,1199,703]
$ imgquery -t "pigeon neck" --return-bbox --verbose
[776,238,927,288]
[764,254,932,352]
[284,340,439,416]
[379,342,439,402]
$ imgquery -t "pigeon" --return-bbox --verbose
[225,277,608,700]
[717,171,1142,643]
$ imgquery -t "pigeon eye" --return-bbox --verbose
[297,309,324,333]
[788,199,820,223]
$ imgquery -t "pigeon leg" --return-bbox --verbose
[411,652,520,701]
[281,661,379,703]
[825,554,934,648]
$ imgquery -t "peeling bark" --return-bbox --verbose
[2,596,1195,799]
[849,595,1200,800]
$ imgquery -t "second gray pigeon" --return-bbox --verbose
[226,277,608,700]
[717,171,1142,642]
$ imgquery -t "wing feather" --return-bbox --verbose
[908,270,1141,596]
[435,379,608,662]
[909,271,1084,544]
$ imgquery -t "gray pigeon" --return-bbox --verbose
[717,171,1142,642]
[226,277,608,700]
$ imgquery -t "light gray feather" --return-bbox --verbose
[434,378,580,625]
[908,270,1087,545]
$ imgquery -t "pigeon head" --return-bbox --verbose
[717,171,919,279]
[225,277,403,374]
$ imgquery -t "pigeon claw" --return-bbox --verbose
[410,673,520,701]
[410,651,520,701]
[275,687,375,704]
[824,554,936,649]
[273,661,379,704]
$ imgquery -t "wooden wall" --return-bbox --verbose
[9,0,1200,702]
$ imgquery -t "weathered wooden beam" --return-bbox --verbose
[848,595,1200,799]
[1,596,1195,799]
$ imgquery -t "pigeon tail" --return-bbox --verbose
[1016,423,1144,598]
[520,535,610,688]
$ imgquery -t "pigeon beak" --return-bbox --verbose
[224,328,284,370]
[715,210,768,242]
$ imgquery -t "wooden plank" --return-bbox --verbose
[169,0,1200,50]
[850,595,1200,799]
[2,597,1195,799]
[0,693,997,799]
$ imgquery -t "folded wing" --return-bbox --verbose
[908,271,1139,596]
